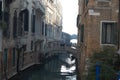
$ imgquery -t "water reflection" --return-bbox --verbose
[9,55,77,80]
[61,65,76,73]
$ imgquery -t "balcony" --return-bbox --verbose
[35,34,45,42]
[33,0,45,15]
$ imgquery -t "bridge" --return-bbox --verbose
[42,41,78,59]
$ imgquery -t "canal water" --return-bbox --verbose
[9,55,77,80]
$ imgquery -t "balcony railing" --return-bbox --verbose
[44,45,77,55]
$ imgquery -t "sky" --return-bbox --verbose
[60,0,78,35]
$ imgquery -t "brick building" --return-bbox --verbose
[77,0,119,79]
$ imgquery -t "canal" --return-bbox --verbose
[9,55,77,80]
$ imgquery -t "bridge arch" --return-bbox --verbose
[44,41,77,59]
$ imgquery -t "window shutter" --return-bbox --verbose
[45,24,47,36]
[0,1,2,20]
[112,23,117,44]
[32,15,35,33]
[102,23,106,44]
[31,41,33,50]
[24,10,29,31]
[42,22,44,35]
[13,11,17,38]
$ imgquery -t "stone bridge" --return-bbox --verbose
[43,41,78,59]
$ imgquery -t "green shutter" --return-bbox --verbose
[102,23,106,44]
[112,23,117,44]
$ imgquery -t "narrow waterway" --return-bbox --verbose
[9,55,77,80]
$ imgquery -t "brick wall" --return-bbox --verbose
[77,0,119,79]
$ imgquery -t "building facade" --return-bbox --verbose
[77,0,119,79]
[0,0,62,80]
[45,0,62,42]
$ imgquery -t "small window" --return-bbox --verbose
[101,22,117,44]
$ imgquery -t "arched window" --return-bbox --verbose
[18,9,29,35]
[13,10,17,38]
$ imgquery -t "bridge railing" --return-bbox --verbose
[44,45,77,55]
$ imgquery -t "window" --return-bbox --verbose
[42,22,44,35]
[101,22,117,44]
[31,41,33,50]
[77,15,80,27]
[4,49,8,68]
[13,10,17,38]
[19,9,29,35]
[48,12,52,23]
[84,0,89,6]
[0,1,2,20]
[23,45,27,51]
[24,9,29,31]
[12,48,16,66]
[80,25,84,42]
[31,9,35,33]
[45,24,47,36]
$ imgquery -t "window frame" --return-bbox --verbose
[100,20,117,46]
